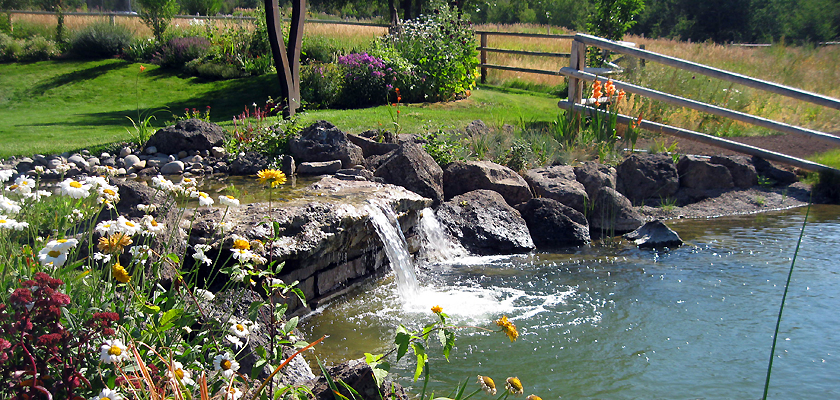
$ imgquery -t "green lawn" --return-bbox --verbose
[0,59,563,158]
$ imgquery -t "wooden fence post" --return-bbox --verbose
[109,13,115,26]
[480,32,487,84]
[568,39,585,105]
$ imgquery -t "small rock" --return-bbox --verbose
[160,161,185,175]
[281,154,295,177]
[298,160,342,175]
[120,146,132,158]
[145,146,158,155]
[100,152,111,159]
[131,160,147,171]
[624,220,683,248]
[177,151,188,159]
[47,159,63,169]
[123,155,142,170]
[87,157,100,166]
[181,155,203,164]
[211,146,227,158]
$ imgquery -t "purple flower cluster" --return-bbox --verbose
[337,52,386,70]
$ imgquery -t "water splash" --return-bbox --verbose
[365,201,419,301]
[418,207,467,263]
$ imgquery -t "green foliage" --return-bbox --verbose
[153,36,211,68]
[180,0,223,16]
[301,35,342,64]
[419,129,468,167]
[19,35,60,61]
[587,0,645,41]
[123,36,159,62]
[300,62,346,109]
[137,0,179,42]
[69,21,134,59]
[380,1,478,102]
[226,101,305,157]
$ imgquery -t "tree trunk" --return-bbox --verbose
[401,0,411,20]
[389,0,399,28]
[263,0,304,118]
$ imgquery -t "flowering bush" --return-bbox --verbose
[337,52,392,107]
[300,62,346,109]
[378,1,478,102]
[153,36,211,68]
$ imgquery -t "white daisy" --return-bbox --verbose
[194,288,215,301]
[192,191,214,207]
[218,195,240,207]
[213,353,239,378]
[225,334,244,349]
[99,339,128,364]
[97,184,120,208]
[137,204,157,213]
[140,215,165,236]
[59,178,91,199]
[223,386,243,400]
[38,247,68,268]
[228,318,250,338]
[0,196,21,215]
[0,169,13,182]
[114,216,141,236]
[93,252,112,264]
[95,219,117,236]
[167,361,195,386]
[92,387,124,400]
[54,163,71,174]
[44,238,79,253]
[13,175,35,194]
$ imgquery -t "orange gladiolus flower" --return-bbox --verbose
[605,79,615,97]
[140,65,146,72]
[617,89,626,103]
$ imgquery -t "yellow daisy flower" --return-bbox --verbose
[477,375,496,395]
[257,169,287,188]
[495,315,519,342]
[431,305,443,314]
[505,377,523,395]
[112,262,131,283]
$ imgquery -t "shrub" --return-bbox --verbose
[123,36,159,62]
[154,36,210,68]
[300,62,345,109]
[301,35,341,64]
[138,0,179,42]
[0,32,19,62]
[69,21,134,59]
[336,52,391,107]
[20,35,59,61]
[379,1,478,102]
[185,59,245,79]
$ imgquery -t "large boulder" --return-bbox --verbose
[624,220,683,248]
[229,152,270,175]
[589,186,644,236]
[710,155,758,189]
[374,142,444,206]
[144,119,225,154]
[616,153,679,204]
[290,121,364,168]
[516,198,589,248]
[347,133,399,158]
[310,359,408,400]
[443,160,532,206]
[523,165,589,214]
[435,190,535,255]
[677,155,734,190]
[573,161,616,201]
[752,156,798,186]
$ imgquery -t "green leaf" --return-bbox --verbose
[422,323,436,341]
[284,316,299,333]
[256,345,268,359]
[410,342,427,382]
[253,358,268,379]
[317,356,350,400]
[249,301,266,321]
[160,308,183,327]
[138,302,160,315]
[442,330,455,362]
[364,353,390,387]
[166,253,180,264]
[395,325,410,362]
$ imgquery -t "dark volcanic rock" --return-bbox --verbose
[229,152,270,176]
[144,119,225,154]
[516,197,589,248]
[310,359,408,400]
[677,155,734,190]
[710,155,758,189]
[290,121,364,168]
[624,220,683,248]
[523,165,589,214]
[443,160,532,206]
[589,186,644,236]
[374,142,444,205]
[435,190,535,255]
[616,153,679,204]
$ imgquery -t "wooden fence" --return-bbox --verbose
[559,33,840,173]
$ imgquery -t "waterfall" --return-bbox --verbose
[418,208,467,262]
[365,202,419,301]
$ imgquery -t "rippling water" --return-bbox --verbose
[302,205,840,399]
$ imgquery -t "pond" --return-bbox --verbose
[301,205,840,399]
